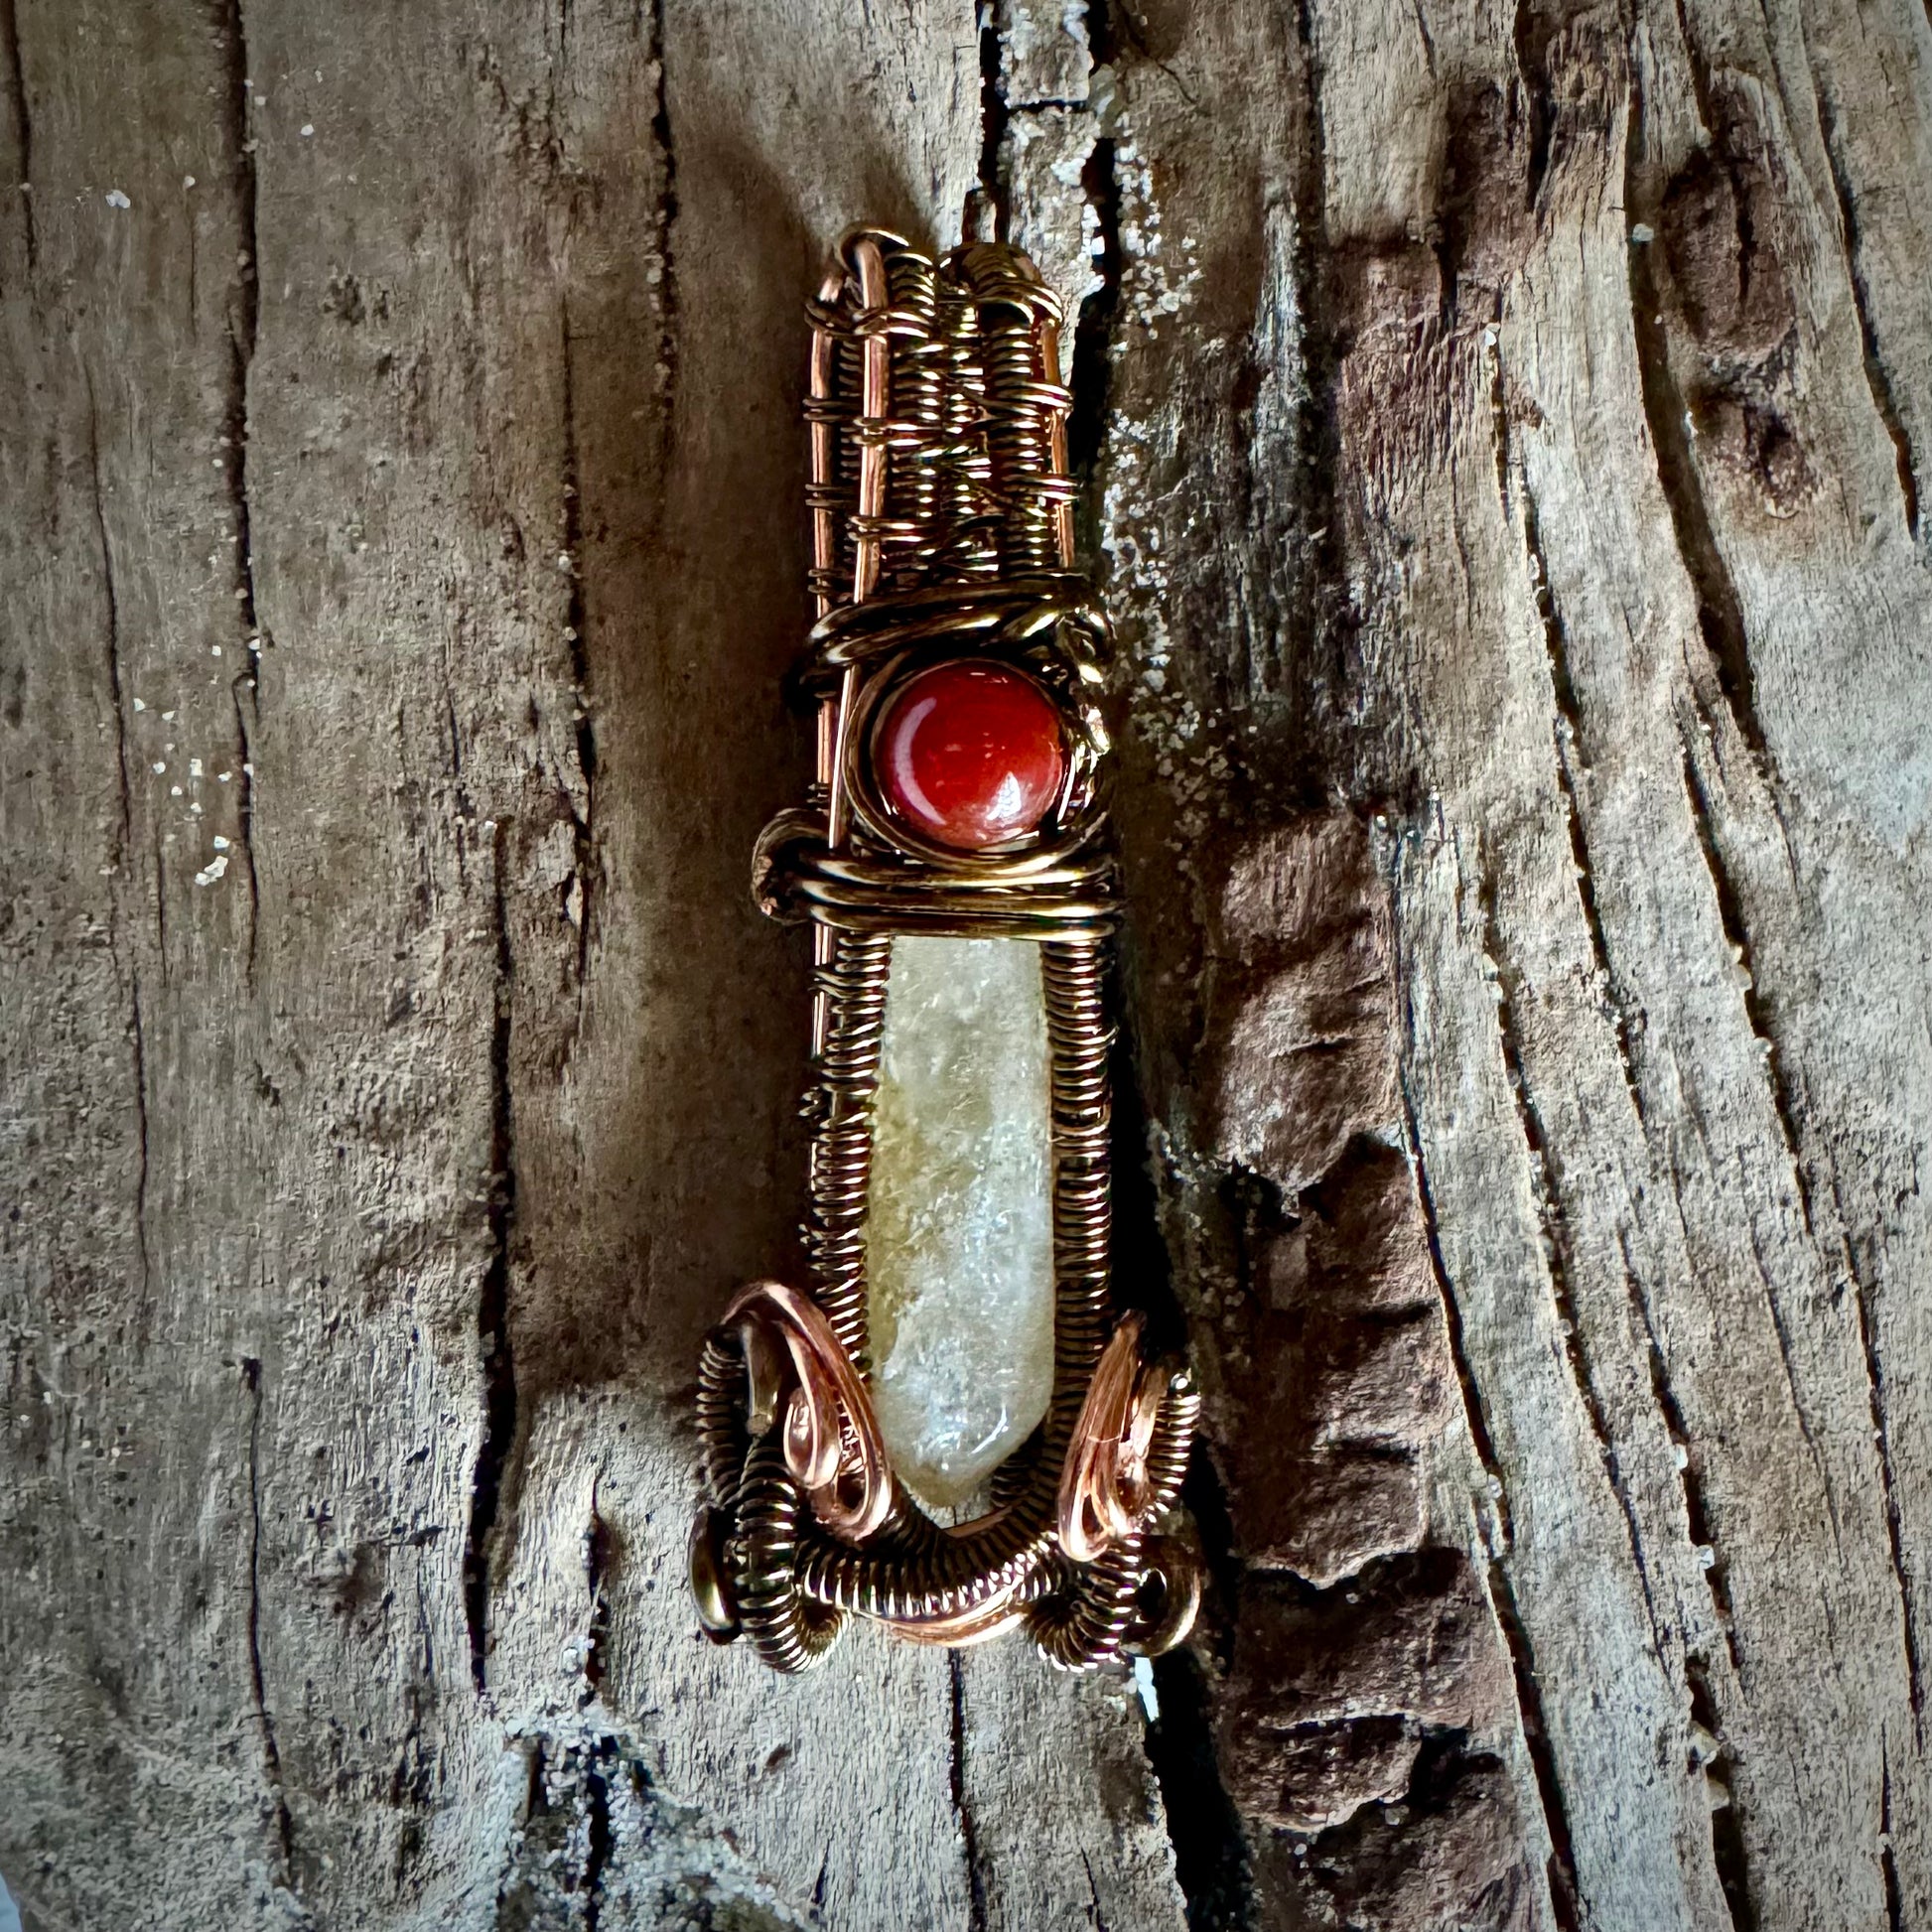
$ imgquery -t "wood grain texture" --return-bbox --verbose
[0,3,1180,1927]
[1083,0,1932,1925]
[2,1,1929,1929]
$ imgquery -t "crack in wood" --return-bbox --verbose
[1745,1218,1841,1557]
[464,830,520,1693]
[227,677,261,976]
[1622,73,1768,767]
[492,1737,549,1926]
[1836,1166,1926,1736]
[581,1739,615,1932]
[1409,0,1436,82]
[948,1653,991,1932]
[241,1355,297,1884]
[1067,126,1120,481]
[126,984,153,1310]
[1478,1553,1583,1932]
[1488,322,1650,1134]
[1102,1028,1257,1923]
[1146,1648,1258,1931]
[1670,715,1861,1629]
[1508,0,1553,218]
[1392,877,1624,1912]
[1618,1230,1741,1678]
[1474,849,1670,1665]
[1387,843,1582,1932]
[971,0,1010,241]
[0,0,31,270]
[493,1731,808,1930]
[1808,70,1921,542]
[581,1484,614,1701]
[83,382,133,882]
[84,378,155,1306]
[1687,1659,1757,1932]
[1394,993,1511,1550]
[559,303,598,1001]
[1080,1849,1112,1932]
[214,0,264,981]
[647,0,679,436]
[1676,723,1812,1236]
[1105,0,1199,107]
[1288,0,1355,758]
[1881,1742,1905,1932]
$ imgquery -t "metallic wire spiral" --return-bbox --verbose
[732,1438,848,1674]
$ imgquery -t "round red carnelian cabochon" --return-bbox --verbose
[875,659,1066,852]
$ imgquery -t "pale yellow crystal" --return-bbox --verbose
[866,935,1055,1509]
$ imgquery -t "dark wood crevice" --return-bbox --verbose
[1622,72,1768,766]
[463,833,521,1696]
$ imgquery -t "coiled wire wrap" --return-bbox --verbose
[731,1439,848,1675]
[694,229,1200,1672]
[802,930,891,1363]
[803,237,1072,607]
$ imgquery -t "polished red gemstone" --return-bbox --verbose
[875,660,1066,852]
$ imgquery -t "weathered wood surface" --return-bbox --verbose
[2,1,1929,1928]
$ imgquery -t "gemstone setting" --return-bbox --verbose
[875,659,1066,852]
[866,934,1055,1509]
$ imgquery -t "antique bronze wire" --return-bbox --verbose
[691,228,1200,1673]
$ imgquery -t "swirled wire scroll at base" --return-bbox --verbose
[694,1284,1201,1673]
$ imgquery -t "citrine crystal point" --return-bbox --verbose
[866,934,1055,1508]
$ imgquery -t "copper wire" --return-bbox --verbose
[694,230,1200,1671]
[733,1438,848,1674]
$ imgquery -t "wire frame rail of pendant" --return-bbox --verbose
[691,228,1202,1673]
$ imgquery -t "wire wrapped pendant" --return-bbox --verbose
[690,227,1201,1673]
